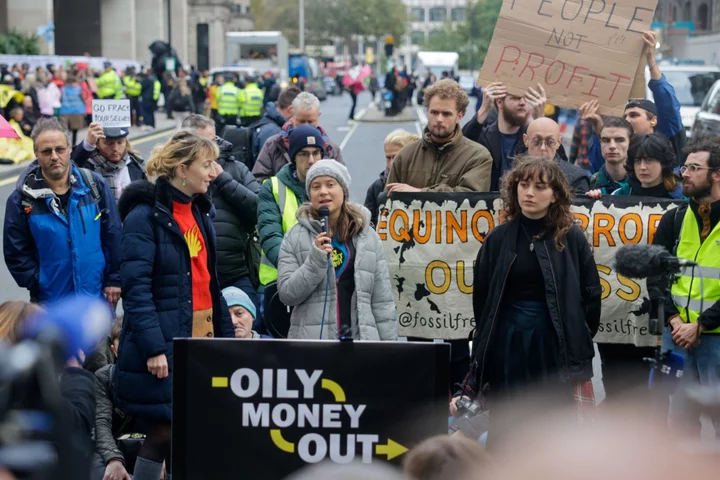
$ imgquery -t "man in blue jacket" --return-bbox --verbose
[3,118,122,305]
[584,31,686,173]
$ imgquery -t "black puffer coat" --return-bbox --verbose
[466,219,602,395]
[210,137,261,287]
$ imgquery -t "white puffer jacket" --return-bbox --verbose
[277,204,397,340]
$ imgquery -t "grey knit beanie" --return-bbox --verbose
[305,159,351,199]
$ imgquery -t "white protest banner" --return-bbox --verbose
[92,99,131,128]
[378,193,683,347]
[478,0,658,116]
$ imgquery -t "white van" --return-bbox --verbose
[415,51,459,79]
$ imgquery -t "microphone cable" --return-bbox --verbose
[319,249,333,340]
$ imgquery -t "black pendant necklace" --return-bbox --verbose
[520,223,543,252]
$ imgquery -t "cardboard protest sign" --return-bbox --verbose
[378,193,683,347]
[91,99,131,128]
[478,0,658,116]
[173,339,449,480]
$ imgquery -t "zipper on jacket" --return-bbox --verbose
[77,202,86,234]
[478,253,515,389]
[543,242,571,379]
[682,246,702,325]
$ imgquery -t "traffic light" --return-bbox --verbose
[384,35,394,57]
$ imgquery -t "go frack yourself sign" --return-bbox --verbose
[172,339,449,480]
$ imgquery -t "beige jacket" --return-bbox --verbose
[387,125,492,192]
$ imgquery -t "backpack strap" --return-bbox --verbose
[78,167,101,205]
[672,204,687,256]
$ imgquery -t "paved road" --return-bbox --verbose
[0,92,417,303]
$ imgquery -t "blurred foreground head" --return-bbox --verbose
[284,461,402,480]
[404,434,494,480]
[482,399,719,480]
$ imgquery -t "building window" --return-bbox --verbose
[411,31,425,45]
[428,29,442,40]
[683,1,692,21]
[429,7,447,22]
[697,3,709,30]
[451,7,466,22]
[410,7,425,22]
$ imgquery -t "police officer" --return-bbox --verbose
[217,74,241,129]
[652,138,720,438]
[97,62,123,100]
[240,75,264,126]
[123,67,142,126]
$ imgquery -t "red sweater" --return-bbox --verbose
[173,201,213,310]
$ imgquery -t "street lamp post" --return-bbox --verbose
[299,0,305,51]
[167,0,172,48]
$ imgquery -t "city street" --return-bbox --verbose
[0,91,422,303]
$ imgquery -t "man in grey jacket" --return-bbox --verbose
[252,92,345,182]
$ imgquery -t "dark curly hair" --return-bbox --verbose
[500,155,575,251]
[684,137,720,171]
[626,134,678,192]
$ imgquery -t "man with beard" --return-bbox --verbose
[4,118,122,305]
[384,79,492,393]
[462,81,547,190]
[651,138,720,439]
[72,123,147,203]
[386,79,492,193]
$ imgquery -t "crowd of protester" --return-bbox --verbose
[1,28,720,479]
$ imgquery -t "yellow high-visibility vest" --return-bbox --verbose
[153,80,161,101]
[671,206,720,333]
[217,83,240,116]
[97,70,122,99]
[123,76,142,97]
[241,82,264,117]
[258,177,300,285]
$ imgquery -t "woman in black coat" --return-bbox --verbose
[452,155,602,451]
[115,130,234,480]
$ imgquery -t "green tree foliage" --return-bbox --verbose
[0,30,40,55]
[423,0,502,70]
[253,0,409,50]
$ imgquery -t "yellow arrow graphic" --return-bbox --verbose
[321,378,346,402]
[375,438,408,460]
[270,429,295,453]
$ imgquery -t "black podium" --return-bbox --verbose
[172,339,449,479]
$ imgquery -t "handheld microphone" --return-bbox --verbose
[23,295,114,362]
[318,206,330,236]
[614,244,697,279]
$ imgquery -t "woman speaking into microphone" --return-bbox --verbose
[277,160,397,341]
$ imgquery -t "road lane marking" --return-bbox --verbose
[0,176,18,187]
[415,105,427,125]
[339,121,360,151]
[415,121,423,137]
[133,129,176,145]
[338,102,371,151]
